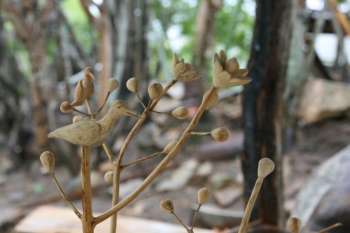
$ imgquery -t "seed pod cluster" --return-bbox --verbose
[126,77,138,93]
[148,82,163,99]
[210,127,230,142]
[40,151,56,174]
[160,199,174,213]
[171,106,189,119]
[197,187,209,204]
[172,54,199,82]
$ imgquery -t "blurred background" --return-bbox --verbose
[1,0,350,233]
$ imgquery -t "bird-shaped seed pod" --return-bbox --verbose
[71,80,86,107]
[160,199,174,213]
[148,83,163,99]
[211,127,230,142]
[48,100,138,146]
[104,171,114,184]
[126,77,138,93]
[60,101,73,113]
[197,187,209,205]
[108,79,119,92]
[202,89,219,110]
[40,151,56,174]
[171,106,189,119]
[83,67,94,99]
[213,50,251,88]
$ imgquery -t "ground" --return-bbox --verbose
[1,115,350,232]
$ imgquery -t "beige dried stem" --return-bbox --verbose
[237,158,275,233]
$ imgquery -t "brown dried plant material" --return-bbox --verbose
[203,88,218,110]
[171,106,189,119]
[148,82,163,99]
[104,171,114,184]
[48,101,137,146]
[83,68,95,99]
[108,79,119,92]
[287,217,301,233]
[126,77,138,93]
[71,80,86,107]
[197,187,209,204]
[238,158,275,233]
[213,50,250,88]
[210,127,230,142]
[173,54,199,82]
[162,141,177,154]
[40,151,56,174]
[160,199,174,213]
[60,101,73,113]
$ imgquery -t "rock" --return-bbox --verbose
[298,78,350,124]
[156,159,198,192]
[213,186,241,207]
[293,145,350,233]
[194,204,242,228]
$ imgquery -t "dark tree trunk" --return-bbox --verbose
[242,0,294,227]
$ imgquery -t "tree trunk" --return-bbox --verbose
[242,0,294,227]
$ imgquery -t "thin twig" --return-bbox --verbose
[121,152,162,169]
[136,93,146,109]
[190,203,201,231]
[72,107,90,116]
[190,132,210,136]
[102,143,113,161]
[171,211,190,232]
[85,100,94,118]
[96,92,111,114]
[318,223,342,233]
[52,174,82,218]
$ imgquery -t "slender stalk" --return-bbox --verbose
[102,143,113,161]
[238,177,264,233]
[96,92,111,114]
[52,174,82,218]
[318,223,342,233]
[72,108,90,116]
[190,131,210,136]
[85,100,93,116]
[81,146,94,233]
[121,152,161,169]
[171,211,191,233]
[136,93,146,109]
[190,204,201,231]
[108,80,177,233]
[95,87,217,224]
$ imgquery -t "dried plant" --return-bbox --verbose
[39,51,251,233]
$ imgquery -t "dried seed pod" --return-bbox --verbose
[160,199,174,213]
[71,80,86,106]
[40,151,56,174]
[287,217,301,233]
[210,127,230,142]
[148,82,163,99]
[72,115,83,123]
[172,54,199,82]
[60,101,73,113]
[257,158,275,178]
[162,141,177,154]
[171,106,189,119]
[104,171,114,184]
[202,89,219,110]
[108,79,119,92]
[197,187,209,204]
[83,68,95,99]
[126,77,138,93]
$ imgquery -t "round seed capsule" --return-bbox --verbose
[60,101,73,113]
[160,199,174,213]
[210,127,230,142]
[126,77,138,93]
[148,83,163,99]
[171,106,189,120]
[197,187,209,204]
[257,158,275,178]
[40,151,56,174]
[104,171,114,184]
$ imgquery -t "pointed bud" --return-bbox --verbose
[257,158,275,178]
[108,79,119,92]
[104,171,114,184]
[162,141,177,154]
[210,127,230,142]
[126,77,138,93]
[71,80,86,106]
[83,68,95,99]
[171,106,189,119]
[148,82,163,99]
[197,187,209,204]
[160,199,174,213]
[60,101,73,113]
[40,151,56,174]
